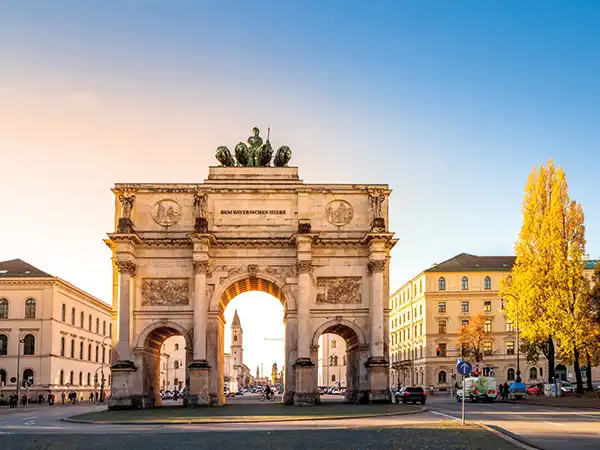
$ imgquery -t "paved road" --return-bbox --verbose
[425,394,600,450]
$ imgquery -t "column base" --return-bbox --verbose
[366,357,391,404]
[185,360,211,407]
[108,361,149,410]
[283,391,295,405]
[293,358,319,405]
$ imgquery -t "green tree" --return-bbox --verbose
[457,313,492,363]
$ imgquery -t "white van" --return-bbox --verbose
[456,376,497,402]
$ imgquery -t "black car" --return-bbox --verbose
[395,387,427,405]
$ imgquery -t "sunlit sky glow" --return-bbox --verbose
[1,1,599,369]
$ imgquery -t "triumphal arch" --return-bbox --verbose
[106,128,397,408]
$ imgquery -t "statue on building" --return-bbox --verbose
[119,194,135,219]
[193,191,209,233]
[215,127,292,167]
[368,190,386,232]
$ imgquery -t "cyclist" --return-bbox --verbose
[264,384,273,400]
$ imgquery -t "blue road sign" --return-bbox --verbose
[456,359,472,376]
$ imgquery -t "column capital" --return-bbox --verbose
[296,260,313,274]
[193,260,210,274]
[115,260,136,276]
[367,259,386,274]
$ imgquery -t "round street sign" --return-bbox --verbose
[457,360,473,377]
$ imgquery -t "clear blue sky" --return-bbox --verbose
[1,1,599,298]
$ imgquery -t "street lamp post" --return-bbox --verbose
[501,293,521,383]
[16,338,24,411]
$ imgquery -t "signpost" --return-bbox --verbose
[456,358,472,425]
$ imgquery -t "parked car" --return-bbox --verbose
[560,381,575,394]
[395,386,427,405]
[527,383,544,396]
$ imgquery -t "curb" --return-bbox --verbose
[476,423,541,450]
[61,406,427,425]
[506,400,600,411]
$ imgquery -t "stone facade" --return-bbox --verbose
[107,165,396,408]
[0,259,112,402]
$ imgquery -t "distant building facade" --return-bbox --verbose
[159,336,186,392]
[317,333,347,387]
[389,253,600,390]
[0,259,112,401]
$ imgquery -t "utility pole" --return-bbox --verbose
[16,338,24,411]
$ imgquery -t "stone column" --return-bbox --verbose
[114,260,136,363]
[283,311,298,405]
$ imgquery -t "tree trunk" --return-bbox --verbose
[585,353,594,391]
[547,337,555,383]
[573,346,584,394]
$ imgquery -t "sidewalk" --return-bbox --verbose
[506,394,600,410]
[0,401,102,415]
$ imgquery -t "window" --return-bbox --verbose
[331,340,337,349]
[331,374,336,382]
[174,377,178,387]
[483,367,492,376]
[483,342,492,355]
[530,367,538,379]
[71,307,76,325]
[438,277,445,291]
[438,302,446,314]
[87,373,91,386]
[343,355,346,365]
[506,341,515,355]
[109,349,111,363]
[108,375,111,386]
[59,370,64,385]
[24,298,36,318]
[0,298,8,318]
[506,321,515,332]
[461,319,469,327]
[484,301,492,312]
[233,335,237,342]
[95,345,99,362]
[438,370,447,384]
[461,301,469,313]
[70,371,74,385]
[78,372,82,386]
[80,311,84,328]
[0,369,5,386]
[461,343,468,357]
[103,321,106,336]
[419,305,422,316]
[174,361,179,370]
[88,344,92,361]
[507,368,516,381]
[96,318,99,334]
[80,341,84,359]
[102,347,106,363]
[109,324,112,338]
[419,280,422,293]
[484,276,492,290]
[89,315,92,331]
[61,304,66,322]
[438,320,447,334]
[60,337,65,356]
[70,339,75,358]
[439,343,447,357]
[23,334,35,355]
[0,334,7,355]
[419,323,422,335]
[483,319,492,333]
[23,369,34,385]
[461,277,468,290]
[540,367,543,378]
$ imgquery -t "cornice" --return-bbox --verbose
[113,184,392,195]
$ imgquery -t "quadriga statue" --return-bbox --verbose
[215,127,292,167]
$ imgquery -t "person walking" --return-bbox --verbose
[61,392,66,404]
[499,383,505,401]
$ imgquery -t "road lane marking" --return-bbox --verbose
[543,421,566,427]
[24,420,35,426]
[575,413,600,419]
[430,411,461,421]
[22,416,37,420]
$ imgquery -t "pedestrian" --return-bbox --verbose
[499,383,504,400]
[173,390,178,401]
[38,394,44,405]
[503,382,509,400]
[61,392,66,404]
[95,392,99,403]
[21,394,27,407]
[47,392,53,405]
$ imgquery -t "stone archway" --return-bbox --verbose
[107,161,397,409]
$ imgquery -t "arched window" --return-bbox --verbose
[331,340,337,349]
[95,345,99,362]
[71,307,76,325]
[484,276,492,290]
[438,277,446,291]
[438,370,447,384]
[59,370,64,385]
[23,334,35,355]
[96,318,99,334]
[109,324,112,338]
[461,277,469,291]
[0,298,8,318]
[61,303,66,322]
[530,367,538,379]
[102,347,106,363]
[0,334,7,355]
[87,373,91,386]
[333,355,338,366]
[507,368,516,381]
[174,377,179,387]
[419,280,422,293]
[60,337,65,356]
[24,298,36,318]
[174,361,179,370]
[0,368,7,385]
[174,343,179,351]
[80,311,84,328]
[78,372,82,386]
[69,371,74,385]
[103,321,106,336]
[23,369,34,385]
[80,341,84,359]
[70,339,75,358]
[331,374,336,382]
[88,343,92,361]
[233,335,237,342]
[88,315,92,331]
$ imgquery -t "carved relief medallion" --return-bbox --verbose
[316,277,362,304]
[141,279,189,306]
[326,200,353,226]
[151,200,181,227]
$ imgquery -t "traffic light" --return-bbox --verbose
[436,347,440,357]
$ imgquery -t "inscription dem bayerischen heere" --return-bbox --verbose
[221,210,286,215]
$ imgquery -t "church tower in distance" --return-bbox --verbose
[231,309,244,387]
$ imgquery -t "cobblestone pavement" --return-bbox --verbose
[0,423,519,450]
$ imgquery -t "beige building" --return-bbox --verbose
[389,253,600,390]
[0,259,112,401]
[317,333,347,387]
[160,336,186,392]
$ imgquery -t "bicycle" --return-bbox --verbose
[258,392,276,402]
